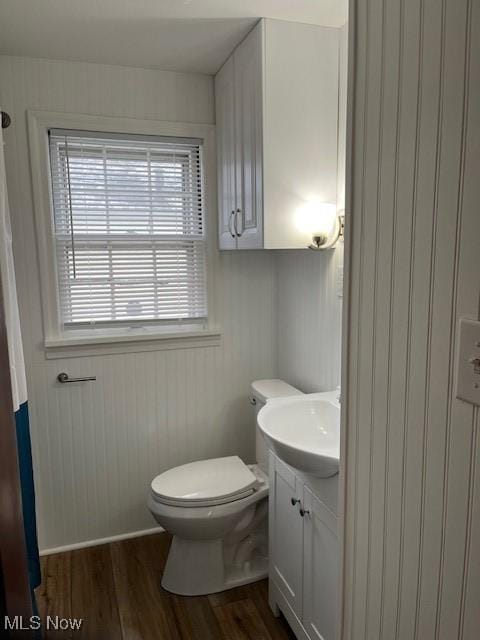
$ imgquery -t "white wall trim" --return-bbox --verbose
[44,327,222,359]
[338,9,355,640]
[39,526,165,556]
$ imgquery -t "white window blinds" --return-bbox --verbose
[48,130,207,328]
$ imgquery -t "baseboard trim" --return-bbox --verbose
[39,526,165,556]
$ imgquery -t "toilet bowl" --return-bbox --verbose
[148,379,302,596]
[148,456,269,595]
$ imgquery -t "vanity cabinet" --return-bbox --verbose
[270,455,304,616]
[269,453,339,640]
[302,487,338,640]
[215,19,339,250]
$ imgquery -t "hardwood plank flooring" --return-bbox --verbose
[37,552,73,639]
[71,545,122,640]
[36,533,296,640]
[213,599,273,640]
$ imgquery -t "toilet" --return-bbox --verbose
[147,379,303,596]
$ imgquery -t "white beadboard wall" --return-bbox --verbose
[342,0,480,638]
[276,23,347,393]
[0,56,277,551]
[276,249,343,393]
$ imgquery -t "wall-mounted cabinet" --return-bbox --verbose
[269,453,338,640]
[215,19,339,250]
[215,27,263,249]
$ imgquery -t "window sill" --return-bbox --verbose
[44,326,222,359]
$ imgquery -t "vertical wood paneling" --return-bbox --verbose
[456,7,480,638]
[276,248,343,393]
[364,0,402,636]
[0,55,277,551]
[343,0,480,637]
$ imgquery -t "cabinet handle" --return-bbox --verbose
[228,210,235,238]
[299,507,310,517]
[234,208,243,237]
[291,497,301,506]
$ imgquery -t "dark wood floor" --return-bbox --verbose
[37,533,296,639]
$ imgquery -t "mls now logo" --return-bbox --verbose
[4,616,83,631]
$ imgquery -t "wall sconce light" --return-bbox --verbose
[309,211,344,250]
[296,202,345,250]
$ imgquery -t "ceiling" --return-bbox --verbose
[0,0,348,75]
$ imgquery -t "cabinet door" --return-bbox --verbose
[302,487,338,640]
[233,23,263,249]
[215,56,237,250]
[269,454,304,617]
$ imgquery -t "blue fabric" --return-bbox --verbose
[14,401,41,592]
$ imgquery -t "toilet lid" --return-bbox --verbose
[151,456,259,507]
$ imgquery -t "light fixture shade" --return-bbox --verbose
[296,201,337,236]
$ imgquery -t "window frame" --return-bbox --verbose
[28,110,220,355]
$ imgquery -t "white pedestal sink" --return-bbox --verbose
[257,390,340,478]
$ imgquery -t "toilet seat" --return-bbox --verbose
[151,456,263,508]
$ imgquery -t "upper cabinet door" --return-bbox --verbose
[302,487,338,640]
[215,56,237,250]
[233,23,263,249]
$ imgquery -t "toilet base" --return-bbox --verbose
[161,535,268,596]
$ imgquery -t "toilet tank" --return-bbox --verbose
[250,379,303,470]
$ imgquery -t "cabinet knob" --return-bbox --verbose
[291,497,301,506]
[299,507,310,517]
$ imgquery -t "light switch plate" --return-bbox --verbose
[456,318,480,406]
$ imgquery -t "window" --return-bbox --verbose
[48,129,207,330]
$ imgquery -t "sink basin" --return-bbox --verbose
[257,391,340,478]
